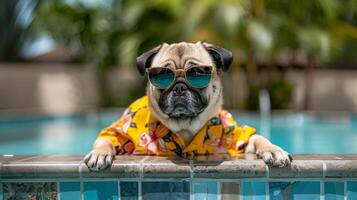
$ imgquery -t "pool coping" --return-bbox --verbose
[1,154,357,180]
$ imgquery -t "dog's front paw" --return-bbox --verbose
[257,145,292,167]
[83,149,114,171]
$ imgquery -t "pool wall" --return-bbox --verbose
[1,154,357,199]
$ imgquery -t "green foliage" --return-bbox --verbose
[269,76,293,109]
[0,0,42,61]
[246,73,293,110]
[31,0,357,108]
[32,1,119,67]
[33,0,356,67]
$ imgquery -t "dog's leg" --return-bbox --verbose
[245,135,292,167]
[83,138,116,171]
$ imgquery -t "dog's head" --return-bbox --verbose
[136,41,233,133]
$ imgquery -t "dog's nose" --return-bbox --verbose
[172,83,188,96]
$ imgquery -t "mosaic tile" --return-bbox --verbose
[221,182,240,200]
[347,181,357,199]
[142,181,189,200]
[269,182,292,200]
[120,181,138,200]
[242,181,266,200]
[2,182,57,200]
[325,182,344,200]
[193,181,218,200]
[83,181,118,200]
[289,181,320,200]
[0,182,3,200]
[59,182,80,200]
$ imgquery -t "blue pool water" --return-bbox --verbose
[0,112,356,154]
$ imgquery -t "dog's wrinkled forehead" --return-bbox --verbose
[151,42,213,69]
[136,41,232,75]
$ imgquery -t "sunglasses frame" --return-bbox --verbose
[146,65,215,89]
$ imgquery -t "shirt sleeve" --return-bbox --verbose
[220,110,256,154]
[97,114,132,148]
[96,96,149,148]
[234,125,256,150]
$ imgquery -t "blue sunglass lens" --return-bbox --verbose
[186,66,212,88]
[149,68,175,89]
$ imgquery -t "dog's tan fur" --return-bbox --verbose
[147,42,223,142]
[84,42,292,171]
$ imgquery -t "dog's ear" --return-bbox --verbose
[202,42,233,72]
[136,45,162,76]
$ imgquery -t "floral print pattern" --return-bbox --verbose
[97,96,256,157]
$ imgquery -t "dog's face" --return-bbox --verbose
[136,41,233,133]
[159,77,208,119]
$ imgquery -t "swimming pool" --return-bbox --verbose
[0,112,356,154]
[1,112,357,200]
[1,154,357,200]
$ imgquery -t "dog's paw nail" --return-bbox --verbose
[105,156,113,168]
[288,154,293,162]
[261,152,274,166]
[263,157,273,166]
[267,159,274,166]
[272,153,291,168]
[87,161,94,168]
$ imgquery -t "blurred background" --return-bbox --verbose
[0,0,357,154]
[1,0,357,113]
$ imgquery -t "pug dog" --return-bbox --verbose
[84,41,292,171]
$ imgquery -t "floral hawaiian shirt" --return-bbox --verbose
[97,96,256,157]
